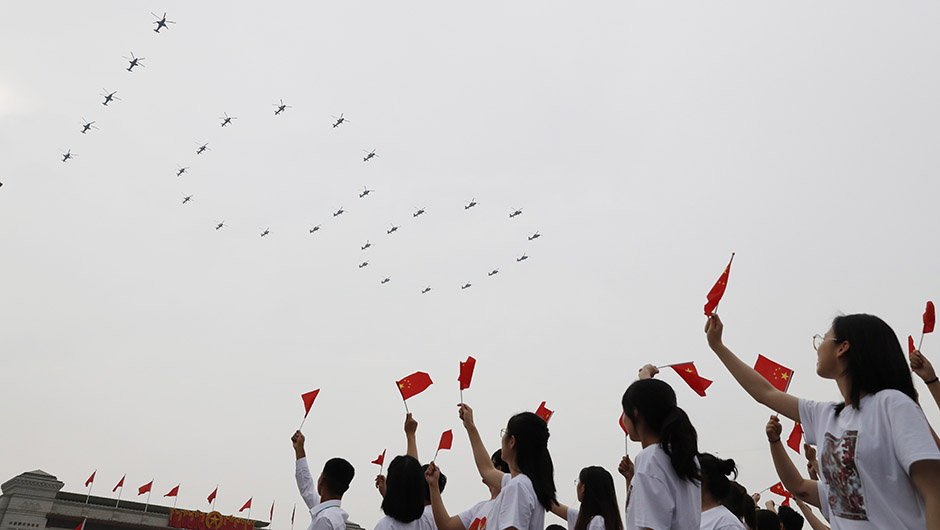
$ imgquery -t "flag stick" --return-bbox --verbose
[656,362,695,369]
[919,332,925,351]
[291,503,296,530]
[403,398,410,414]
[299,413,309,431]
[433,448,440,463]
[784,370,794,394]
[624,435,629,457]
[144,489,152,513]
[460,388,463,406]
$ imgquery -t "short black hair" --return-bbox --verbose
[777,505,804,530]
[321,458,354,496]
[382,455,425,523]
[491,450,509,473]
[755,510,781,530]
[420,464,447,500]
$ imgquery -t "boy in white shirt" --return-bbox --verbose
[293,430,355,530]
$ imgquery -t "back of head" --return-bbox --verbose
[622,379,700,482]
[755,510,780,530]
[381,455,425,523]
[832,313,917,413]
[721,481,755,530]
[698,453,737,501]
[575,466,622,530]
[777,506,804,530]
[322,458,355,496]
[491,449,509,473]
[506,412,557,510]
[420,463,447,501]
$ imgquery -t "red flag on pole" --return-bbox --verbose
[207,487,218,505]
[924,301,936,334]
[704,253,734,316]
[782,496,792,507]
[786,423,803,454]
[85,471,96,487]
[458,356,476,391]
[113,475,125,492]
[535,401,553,423]
[165,485,179,497]
[619,414,629,435]
[372,450,386,466]
[301,390,320,417]
[438,430,454,452]
[270,501,275,521]
[668,363,713,397]
[754,354,794,392]
[291,505,295,525]
[138,481,153,495]
[240,498,252,512]
[75,520,86,530]
[770,482,789,497]
[397,372,433,400]
[909,335,916,354]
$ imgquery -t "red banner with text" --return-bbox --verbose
[169,509,254,530]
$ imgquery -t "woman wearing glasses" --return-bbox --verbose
[547,466,622,530]
[704,313,940,530]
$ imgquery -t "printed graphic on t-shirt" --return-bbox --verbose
[821,430,868,521]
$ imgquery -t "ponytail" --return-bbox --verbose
[698,453,737,501]
[506,412,557,510]
[622,379,700,483]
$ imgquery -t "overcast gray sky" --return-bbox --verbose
[3,1,940,528]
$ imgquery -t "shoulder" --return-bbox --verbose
[634,444,668,472]
[374,516,394,530]
[870,388,918,407]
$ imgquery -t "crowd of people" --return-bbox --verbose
[289,313,940,530]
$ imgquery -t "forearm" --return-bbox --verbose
[712,344,799,420]
[406,433,418,460]
[794,499,829,530]
[769,440,819,506]
[927,382,940,414]
[465,424,500,487]
[430,487,465,530]
[549,502,568,520]
[295,458,319,508]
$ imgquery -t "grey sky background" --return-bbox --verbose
[3,1,940,528]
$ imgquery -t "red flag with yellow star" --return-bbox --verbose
[754,354,793,392]
[397,371,433,400]
[704,253,734,316]
[668,363,713,397]
[786,422,803,453]
[535,401,554,422]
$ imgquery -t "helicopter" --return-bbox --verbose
[381,277,391,284]
[219,113,237,127]
[176,165,189,177]
[215,221,225,230]
[361,240,372,250]
[461,283,472,290]
[421,286,432,294]
[124,52,145,72]
[80,119,97,134]
[309,225,321,234]
[528,232,541,241]
[151,12,175,33]
[61,149,77,162]
[182,195,193,205]
[333,207,345,217]
[359,186,373,198]
[273,99,291,116]
[101,89,120,106]
[488,270,499,277]
[509,208,523,218]
[517,254,528,262]
[196,143,209,155]
[358,262,369,269]
[331,114,348,128]
[413,207,426,218]
[464,198,478,210]
[260,228,270,237]
[362,149,377,162]
[387,224,399,235]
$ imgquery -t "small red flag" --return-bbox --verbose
[75,520,86,530]
[786,423,803,454]
[668,363,713,397]
[301,390,320,418]
[113,475,125,492]
[924,301,936,334]
[240,497,252,512]
[397,371,433,400]
[754,354,794,392]
[85,470,96,487]
[438,430,454,452]
[138,480,153,495]
[291,505,296,525]
[207,486,218,505]
[770,482,788,497]
[165,485,180,497]
[619,414,629,435]
[909,335,916,354]
[372,450,386,466]
[704,253,734,316]
[458,356,476,391]
[270,501,275,521]
[782,496,792,507]
[535,401,553,423]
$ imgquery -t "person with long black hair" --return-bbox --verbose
[375,455,428,530]
[705,313,940,529]
[620,378,701,529]
[698,453,746,530]
[548,466,622,530]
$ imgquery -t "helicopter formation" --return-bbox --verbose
[56,10,543,294]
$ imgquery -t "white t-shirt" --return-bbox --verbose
[374,515,428,530]
[565,507,606,530]
[625,444,701,530]
[294,458,349,530]
[458,475,510,530]
[699,506,745,530]
[421,505,438,530]
[799,390,940,530]
[815,480,831,522]
[486,473,545,530]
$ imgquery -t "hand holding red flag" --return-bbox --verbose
[535,401,553,423]
[786,423,803,454]
[754,354,794,392]
[113,475,125,492]
[138,480,153,496]
[240,498,252,512]
[704,253,734,316]
[165,485,180,497]
[667,362,713,397]
[458,356,476,391]
[85,470,96,488]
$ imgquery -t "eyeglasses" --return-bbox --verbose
[500,428,506,439]
[573,478,580,486]
[813,334,836,350]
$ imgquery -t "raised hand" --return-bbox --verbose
[766,415,782,443]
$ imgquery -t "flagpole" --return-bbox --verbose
[291,504,296,530]
[624,435,629,458]
[784,370,794,393]
[299,413,309,431]
[173,486,179,510]
[919,332,925,351]
[655,362,695,369]
[85,475,95,505]
[115,484,123,510]
[212,485,218,511]
[144,488,152,513]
